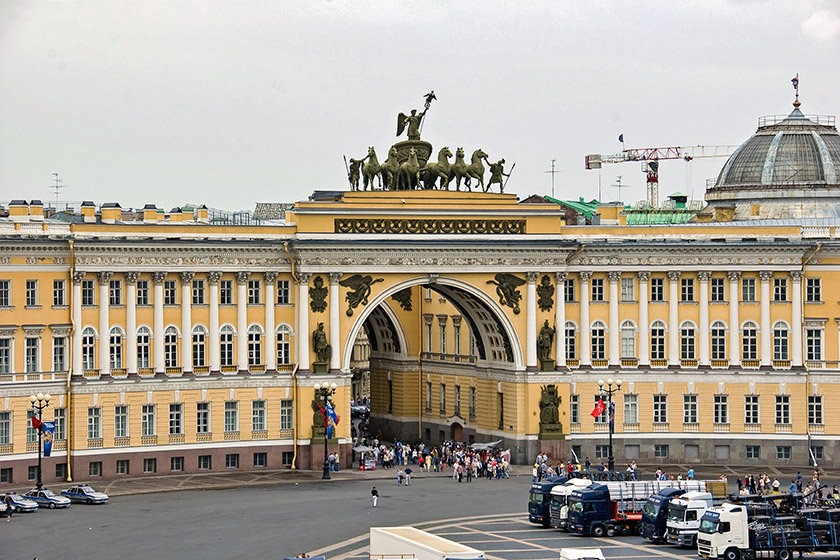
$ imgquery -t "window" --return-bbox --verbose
[169,403,183,435]
[248,326,262,365]
[137,280,149,305]
[164,326,178,367]
[773,277,787,301]
[625,445,640,459]
[280,399,293,430]
[742,322,758,360]
[714,394,728,424]
[742,277,756,302]
[680,322,696,360]
[144,458,157,473]
[0,468,11,483]
[650,277,665,302]
[806,329,822,361]
[620,321,635,358]
[808,395,823,425]
[28,465,37,481]
[277,325,291,365]
[137,326,151,368]
[565,322,576,360]
[620,277,634,301]
[192,279,205,305]
[247,280,261,304]
[0,280,9,306]
[591,321,606,360]
[53,279,66,306]
[775,395,790,425]
[109,279,122,305]
[25,337,39,372]
[53,408,65,440]
[89,462,102,477]
[426,382,432,411]
[0,337,9,373]
[806,278,821,302]
[593,395,608,424]
[252,400,266,431]
[776,446,791,460]
[654,445,669,458]
[564,279,575,302]
[254,452,267,467]
[277,280,290,304]
[109,327,123,369]
[623,394,638,424]
[114,405,128,438]
[439,322,447,354]
[687,444,700,459]
[424,319,432,352]
[745,395,760,425]
[711,321,727,360]
[650,320,666,360]
[196,402,210,433]
[498,392,504,429]
[454,385,461,415]
[55,463,67,479]
[595,445,610,458]
[82,279,95,306]
[220,280,233,305]
[116,459,130,475]
[192,326,206,367]
[653,395,668,424]
[224,401,239,433]
[282,451,294,467]
[773,322,789,360]
[0,411,10,444]
[198,455,212,470]
[141,404,156,436]
[52,336,67,371]
[440,383,446,413]
[811,446,823,461]
[27,410,37,443]
[711,277,725,302]
[569,394,579,424]
[681,278,694,302]
[88,407,101,439]
[454,321,461,355]
[683,394,698,423]
[171,456,184,472]
[591,278,604,302]
[220,325,234,366]
[164,280,177,305]
[746,445,760,459]
[226,453,240,468]
[25,279,38,306]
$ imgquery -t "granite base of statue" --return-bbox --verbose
[312,361,328,374]
[540,358,555,371]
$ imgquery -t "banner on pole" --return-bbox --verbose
[42,421,55,457]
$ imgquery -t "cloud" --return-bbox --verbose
[802,9,840,41]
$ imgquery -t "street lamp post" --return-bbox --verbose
[29,392,51,490]
[597,379,621,474]
[314,382,337,480]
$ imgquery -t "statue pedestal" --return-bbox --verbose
[540,358,555,371]
[312,361,328,373]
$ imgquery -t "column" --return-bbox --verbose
[579,271,592,366]
[207,271,222,372]
[180,272,194,373]
[236,271,250,372]
[329,272,342,372]
[72,271,85,374]
[667,271,680,365]
[608,271,620,366]
[526,272,538,371]
[791,271,803,367]
[298,273,311,372]
[759,271,772,365]
[698,271,711,366]
[728,271,741,366]
[638,272,650,366]
[125,272,139,374]
[264,272,278,372]
[153,272,166,373]
[98,271,112,375]
[555,272,567,369]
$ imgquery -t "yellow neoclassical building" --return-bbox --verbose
[1,97,840,486]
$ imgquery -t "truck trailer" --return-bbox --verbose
[369,527,485,560]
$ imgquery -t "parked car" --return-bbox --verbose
[4,492,39,513]
[23,488,71,509]
[61,484,109,504]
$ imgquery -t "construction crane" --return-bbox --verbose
[585,145,738,207]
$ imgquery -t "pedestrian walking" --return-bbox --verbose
[397,468,403,485]
[5,496,12,522]
[404,468,412,486]
[371,486,379,507]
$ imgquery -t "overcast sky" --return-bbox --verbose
[2,1,839,212]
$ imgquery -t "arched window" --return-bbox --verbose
[711,321,726,360]
[164,326,178,367]
[277,325,292,365]
[742,321,758,360]
[650,321,666,360]
[192,326,207,367]
[82,327,96,370]
[137,327,151,368]
[591,321,606,360]
[248,325,262,366]
[565,321,577,360]
[680,321,696,360]
[220,325,234,367]
[773,321,789,360]
[620,320,636,359]
[109,327,124,369]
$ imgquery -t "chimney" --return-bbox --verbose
[714,202,736,223]
[29,200,44,222]
[100,202,122,224]
[197,204,209,223]
[9,200,29,223]
[143,204,158,223]
[596,202,623,225]
[168,207,183,223]
[81,201,97,223]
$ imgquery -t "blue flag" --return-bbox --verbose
[43,421,55,457]
[618,134,624,143]
[325,402,340,440]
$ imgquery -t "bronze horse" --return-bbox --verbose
[421,146,453,190]
[466,148,488,192]
[362,146,382,190]
[380,147,401,191]
[398,148,421,190]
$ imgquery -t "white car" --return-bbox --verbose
[559,549,605,560]
[24,488,72,509]
[61,484,109,504]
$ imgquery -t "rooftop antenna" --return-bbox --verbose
[611,175,624,202]
[544,159,561,198]
[50,172,68,208]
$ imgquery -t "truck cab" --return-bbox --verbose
[550,478,593,530]
[528,476,568,526]
[641,487,684,543]
[567,485,613,537]
[666,491,714,547]
[697,503,748,560]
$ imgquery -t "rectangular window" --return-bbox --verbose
[714,394,729,424]
[593,395,607,424]
[53,279,66,306]
[440,383,446,414]
[192,279,205,305]
[136,280,149,305]
[25,337,39,372]
[109,279,122,305]
[0,411,10,444]
[745,395,760,424]
[169,403,183,435]
[53,336,67,371]
[806,329,822,361]
[654,444,669,458]
[55,463,67,479]
[27,410,37,443]
[220,280,233,305]
[25,279,38,306]
[454,385,461,415]
[28,465,37,481]
[564,279,575,302]
[650,277,665,302]
[53,408,65,440]
[710,278,725,302]
[623,394,638,424]
[141,404,156,436]
[0,338,9,373]
[454,322,461,355]
[469,386,476,419]
[595,444,610,458]
[114,405,128,438]
[164,280,177,305]
[439,322,447,354]
[198,455,212,470]
[776,446,791,460]
[254,452,267,467]
[144,458,157,473]
[742,277,756,302]
[812,446,823,461]
[89,462,102,477]
[0,280,10,306]
[115,459,130,475]
[591,278,604,302]
[775,394,790,425]
[171,456,184,472]
[773,277,788,301]
[620,277,634,301]
[280,399,293,430]
[426,382,432,411]
[746,445,761,459]
[0,467,11,483]
[282,451,294,467]
[196,402,210,433]
[569,394,579,424]
[247,280,261,304]
[252,400,266,431]
[82,279,95,306]
[565,324,576,359]
[683,394,698,423]
[681,278,694,302]
[653,394,667,424]
[226,453,240,469]
[276,280,290,304]
[88,407,101,439]
[806,277,821,302]
[808,395,823,425]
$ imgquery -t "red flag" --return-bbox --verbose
[591,397,606,418]
[31,416,42,430]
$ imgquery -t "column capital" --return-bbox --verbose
[637,271,651,281]
[329,272,342,284]
[526,271,539,283]
[73,271,86,285]
[554,272,568,283]
[790,270,805,282]
[727,271,742,282]
[608,271,621,282]
[264,271,279,285]
[296,272,312,284]
[152,271,167,285]
[667,270,681,281]
[578,271,593,282]
[207,271,223,284]
[235,271,251,284]
[759,271,773,282]
[698,271,712,282]
[97,271,113,285]
[179,271,195,284]
[124,271,140,284]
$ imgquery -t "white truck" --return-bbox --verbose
[370,527,485,560]
[549,478,595,529]
[665,490,715,547]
